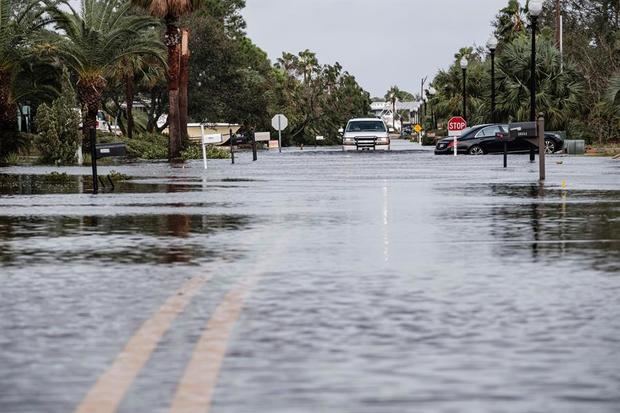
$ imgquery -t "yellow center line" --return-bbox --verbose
[74,275,211,413]
[168,235,288,413]
[168,276,258,413]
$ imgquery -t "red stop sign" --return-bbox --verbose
[448,116,467,133]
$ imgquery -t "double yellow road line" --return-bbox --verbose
[75,239,276,413]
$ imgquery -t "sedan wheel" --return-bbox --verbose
[468,145,485,155]
[544,139,556,154]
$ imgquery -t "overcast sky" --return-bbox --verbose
[243,0,509,97]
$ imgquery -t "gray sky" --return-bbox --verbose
[243,0,509,97]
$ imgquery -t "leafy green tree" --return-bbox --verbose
[47,0,164,147]
[35,71,81,164]
[185,10,273,129]
[559,0,619,142]
[202,0,246,35]
[274,50,369,145]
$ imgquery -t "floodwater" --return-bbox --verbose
[1,140,619,413]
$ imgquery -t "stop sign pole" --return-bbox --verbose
[448,116,467,157]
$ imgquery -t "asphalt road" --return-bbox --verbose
[1,140,619,413]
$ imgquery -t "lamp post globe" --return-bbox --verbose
[529,0,543,17]
[486,36,498,52]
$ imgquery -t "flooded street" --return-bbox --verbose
[1,140,619,413]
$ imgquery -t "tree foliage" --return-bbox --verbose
[47,0,164,145]
[35,71,81,164]
[430,0,618,143]
[496,33,584,130]
[274,50,369,145]
[0,0,56,155]
[185,8,369,145]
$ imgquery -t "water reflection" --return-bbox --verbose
[487,184,620,273]
[0,174,234,195]
[0,174,82,195]
[0,214,249,267]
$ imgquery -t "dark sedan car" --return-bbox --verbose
[434,124,564,155]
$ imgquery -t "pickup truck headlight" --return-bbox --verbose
[376,137,389,144]
[343,137,355,144]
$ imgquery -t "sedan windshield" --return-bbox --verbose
[346,121,386,133]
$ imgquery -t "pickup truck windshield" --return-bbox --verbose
[346,121,386,133]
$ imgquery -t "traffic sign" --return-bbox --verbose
[448,116,467,137]
[271,114,288,131]
[202,133,222,145]
[254,132,271,142]
[271,114,288,153]
[414,124,422,133]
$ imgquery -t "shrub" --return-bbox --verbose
[35,76,81,165]
[181,144,230,161]
[421,134,437,146]
[126,133,168,160]
[1,152,21,166]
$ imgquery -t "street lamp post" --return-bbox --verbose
[487,36,498,123]
[487,35,505,167]
[390,93,396,131]
[460,57,468,121]
[529,0,543,161]
[427,86,437,129]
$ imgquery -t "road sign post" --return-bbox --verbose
[414,124,423,145]
[200,125,222,170]
[230,128,234,165]
[448,116,467,157]
[271,114,288,154]
[537,115,546,181]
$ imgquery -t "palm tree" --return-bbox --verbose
[494,0,527,44]
[0,0,49,154]
[131,0,201,160]
[47,0,164,145]
[110,30,164,140]
[496,34,583,130]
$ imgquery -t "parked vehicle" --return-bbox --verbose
[340,118,391,151]
[401,123,413,136]
[434,124,564,155]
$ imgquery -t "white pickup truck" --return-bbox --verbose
[340,118,391,151]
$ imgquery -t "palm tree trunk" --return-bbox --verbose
[165,21,182,161]
[77,77,106,151]
[124,74,135,140]
[179,28,190,144]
